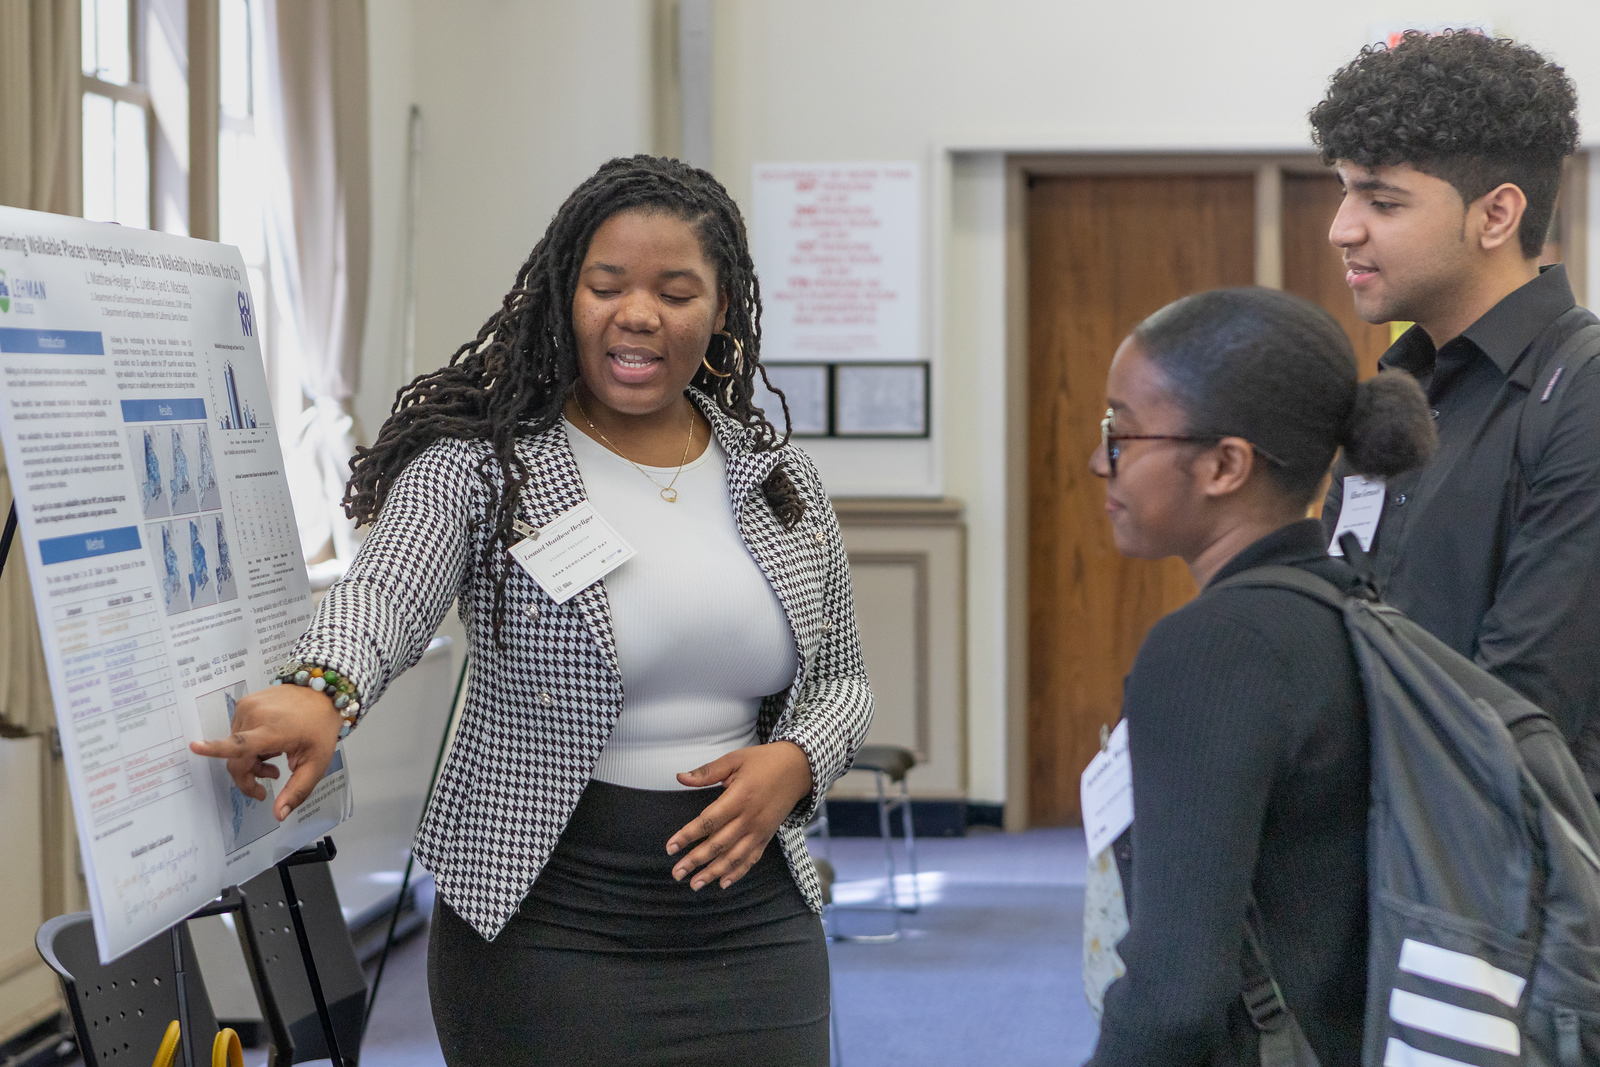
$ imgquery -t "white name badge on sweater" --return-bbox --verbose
[1081,719,1134,858]
[1328,475,1386,557]
[507,501,636,604]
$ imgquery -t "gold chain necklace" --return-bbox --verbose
[572,394,695,503]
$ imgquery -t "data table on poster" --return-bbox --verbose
[53,588,188,829]
[229,480,298,559]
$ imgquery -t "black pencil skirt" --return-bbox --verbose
[426,779,831,1066]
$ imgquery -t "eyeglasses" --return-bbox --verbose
[1100,408,1286,478]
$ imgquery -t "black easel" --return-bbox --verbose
[165,841,352,1067]
[1,500,17,580]
[171,888,252,1067]
[276,838,353,1067]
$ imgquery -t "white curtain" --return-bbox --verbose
[0,0,81,216]
[0,0,79,733]
[255,0,371,584]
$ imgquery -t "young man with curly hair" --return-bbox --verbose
[1314,31,1600,798]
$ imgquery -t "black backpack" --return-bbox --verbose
[1213,562,1600,1067]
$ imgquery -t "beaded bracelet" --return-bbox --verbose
[273,661,363,738]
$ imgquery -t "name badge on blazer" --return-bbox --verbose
[507,501,636,604]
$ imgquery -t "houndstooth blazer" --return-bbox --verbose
[289,389,874,940]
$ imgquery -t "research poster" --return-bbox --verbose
[0,206,350,962]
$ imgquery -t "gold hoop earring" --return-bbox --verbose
[701,332,744,378]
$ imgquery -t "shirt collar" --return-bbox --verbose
[1207,519,1330,588]
[1379,264,1576,385]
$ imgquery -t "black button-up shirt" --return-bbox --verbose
[1322,265,1600,791]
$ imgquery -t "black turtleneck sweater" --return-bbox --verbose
[1087,520,1370,1067]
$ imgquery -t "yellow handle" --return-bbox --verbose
[211,1028,243,1067]
[151,1021,181,1067]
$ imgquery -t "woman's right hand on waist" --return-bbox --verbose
[189,684,344,821]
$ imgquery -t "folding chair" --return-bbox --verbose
[36,904,231,1067]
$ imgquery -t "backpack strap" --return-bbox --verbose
[1208,566,1342,1067]
[1516,321,1600,477]
[1208,564,1350,608]
[1241,897,1323,1067]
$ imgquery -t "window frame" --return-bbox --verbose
[80,0,156,230]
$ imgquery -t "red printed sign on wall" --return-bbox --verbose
[751,163,920,363]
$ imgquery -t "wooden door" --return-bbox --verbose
[1026,174,1256,826]
[1281,173,1391,380]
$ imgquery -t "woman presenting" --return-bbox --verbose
[192,155,873,1065]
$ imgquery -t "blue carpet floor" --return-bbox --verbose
[821,828,1098,1066]
[344,827,1098,1065]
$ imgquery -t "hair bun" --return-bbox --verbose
[1342,370,1437,478]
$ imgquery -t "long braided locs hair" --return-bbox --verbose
[342,155,805,643]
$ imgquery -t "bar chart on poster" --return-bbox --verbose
[0,206,350,962]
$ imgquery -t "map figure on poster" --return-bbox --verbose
[225,692,248,839]
[215,516,234,590]
[169,427,197,514]
[139,431,165,515]
[196,426,220,510]
[158,524,184,612]
[187,520,210,601]
[198,681,278,852]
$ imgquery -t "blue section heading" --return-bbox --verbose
[0,328,105,355]
[120,398,208,422]
[39,526,142,565]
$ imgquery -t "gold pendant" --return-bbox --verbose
[660,487,678,503]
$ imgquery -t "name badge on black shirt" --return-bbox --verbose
[1329,475,1385,557]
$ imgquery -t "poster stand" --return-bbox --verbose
[171,887,249,1067]
[146,840,353,1067]
[1,501,16,574]
[274,837,352,1067]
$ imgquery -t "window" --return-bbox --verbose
[217,0,316,554]
[81,0,150,228]
[218,0,305,432]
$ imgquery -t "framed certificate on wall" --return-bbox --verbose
[755,362,831,436]
[833,363,930,437]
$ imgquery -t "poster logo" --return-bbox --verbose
[0,273,46,313]
[237,291,254,337]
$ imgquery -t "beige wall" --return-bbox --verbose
[359,0,1600,809]
[356,0,652,441]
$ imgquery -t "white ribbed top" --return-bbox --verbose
[563,418,799,790]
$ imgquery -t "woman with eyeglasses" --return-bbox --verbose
[1083,288,1436,1066]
